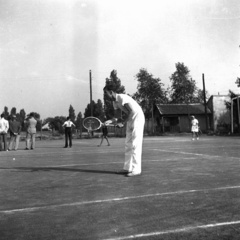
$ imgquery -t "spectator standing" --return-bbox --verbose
[8,115,22,151]
[0,114,9,151]
[62,117,76,148]
[25,113,37,150]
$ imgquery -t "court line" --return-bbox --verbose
[1,185,240,214]
[152,149,240,160]
[143,138,214,142]
[168,145,240,150]
[0,158,197,171]
[103,220,240,240]
[0,149,122,158]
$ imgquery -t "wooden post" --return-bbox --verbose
[89,70,93,116]
[238,98,240,133]
[231,98,233,134]
[152,103,154,134]
[162,116,164,133]
[202,74,208,131]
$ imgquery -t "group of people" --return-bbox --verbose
[1,87,201,179]
[0,113,37,151]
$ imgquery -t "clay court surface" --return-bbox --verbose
[1,135,240,240]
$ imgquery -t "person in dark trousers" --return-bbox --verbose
[62,117,75,148]
[98,123,110,147]
[8,115,22,151]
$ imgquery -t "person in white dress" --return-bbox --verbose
[191,115,199,140]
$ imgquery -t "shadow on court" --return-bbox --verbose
[0,166,118,174]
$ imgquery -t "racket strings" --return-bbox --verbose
[83,117,101,131]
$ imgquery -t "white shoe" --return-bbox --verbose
[192,138,195,141]
[126,172,141,177]
[197,138,199,140]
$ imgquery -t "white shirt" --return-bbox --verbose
[0,118,9,133]
[63,120,74,128]
[191,119,198,126]
[113,94,143,119]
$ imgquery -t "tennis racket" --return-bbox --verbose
[82,117,123,131]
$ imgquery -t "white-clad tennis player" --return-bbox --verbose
[104,84,145,177]
[191,115,199,140]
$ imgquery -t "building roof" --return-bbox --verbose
[155,103,211,115]
[42,122,51,130]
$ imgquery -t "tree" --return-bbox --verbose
[225,90,237,111]
[193,89,210,104]
[26,112,41,131]
[84,99,105,120]
[235,77,240,87]
[169,62,198,104]
[10,107,17,116]
[75,112,83,129]
[225,90,239,132]
[45,116,66,133]
[19,109,26,130]
[132,68,168,119]
[26,112,40,120]
[69,105,76,122]
[94,99,105,121]
[75,112,83,136]
[3,106,9,118]
[103,70,125,119]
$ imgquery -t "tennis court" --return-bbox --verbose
[0,135,240,240]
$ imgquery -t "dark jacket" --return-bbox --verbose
[9,120,22,136]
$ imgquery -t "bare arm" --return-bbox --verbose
[114,103,133,125]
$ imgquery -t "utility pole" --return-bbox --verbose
[202,73,208,131]
[89,70,93,116]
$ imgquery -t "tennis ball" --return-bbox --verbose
[13,158,15,160]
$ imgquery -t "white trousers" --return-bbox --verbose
[123,112,145,174]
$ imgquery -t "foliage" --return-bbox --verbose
[235,77,240,87]
[10,107,17,116]
[84,99,105,121]
[68,105,76,121]
[94,99,105,121]
[26,112,40,120]
[132,68,168,119]
[191,89,210,104]
[75,112,83,131]
[103,70,125,119]
[19,109,26,130]
[2,106,9,118]
[44,116,66,133]
[169,62,201,104]
[224,90,239,132]
[225,90,238,111]
[217,111,231,126]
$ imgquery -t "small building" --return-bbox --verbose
[154,103,211,133]
[207,95,230,132]
[42,122,51,131]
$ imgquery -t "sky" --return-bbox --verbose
[0,0,240,120]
